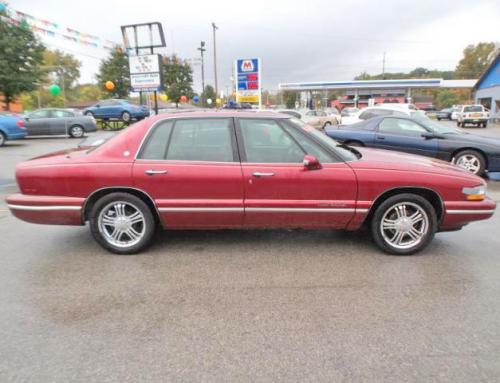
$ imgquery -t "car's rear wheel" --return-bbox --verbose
[0,132,5,147]
[371,194,437,255]
[69,125,84,138]
[452,149,486,175]
[89,193,156,254]
[121,111,131,122]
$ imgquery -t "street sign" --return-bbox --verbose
[235,58,261,106]
[129,54,162,92]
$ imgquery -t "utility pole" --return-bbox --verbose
[382,51,386,80]
[212,22,219,98]
[197,41,206,105]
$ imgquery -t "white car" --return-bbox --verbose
[277,109,339,129]
[340,106,421,125]
[457,105,490,128]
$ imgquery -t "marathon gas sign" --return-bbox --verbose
[235,58,261,104]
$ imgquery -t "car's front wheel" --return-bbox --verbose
[89,193,156,254]
[121,111,131,122]
[452,149,485,175]
[371,194,437,255]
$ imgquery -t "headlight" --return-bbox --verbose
[462,185,486,201]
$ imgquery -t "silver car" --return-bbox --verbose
[24,108,97,138]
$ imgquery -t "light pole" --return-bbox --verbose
[40,65,67,107]
[212,22,219,98]
[197,41,206,105]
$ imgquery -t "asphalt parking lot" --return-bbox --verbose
[1,124,500,382]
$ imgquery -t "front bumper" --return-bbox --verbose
[441,197,496,230]
[6,193,85,225]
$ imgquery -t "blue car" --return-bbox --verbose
[325,115,500,177]
[0,112,27,147]
[83,99,149,122]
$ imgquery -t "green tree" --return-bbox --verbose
[0,18,45,110]
[455,42,499,79]
[201,85,216,107]
[76,84,102,101]
[96,48,130,98]
[162,55,194,107]
[282,90,297,109]
[432,89,460,109]
[42,50,81,91]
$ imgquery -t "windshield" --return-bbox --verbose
[415,116,461,134]
[288,118,359,161]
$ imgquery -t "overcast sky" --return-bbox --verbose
[10,0,500,94]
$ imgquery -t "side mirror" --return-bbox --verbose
[303,155,322,170]
[95,104,100,108]
[421,132,435,139]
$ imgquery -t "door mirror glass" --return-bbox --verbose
[303,154,321,170]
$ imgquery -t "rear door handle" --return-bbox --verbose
[252,172,275,177]
[145,169,168,175]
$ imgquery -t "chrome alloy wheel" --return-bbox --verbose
[454,154,481,174]
[70,126,84,138]
[380,202,429,250]
[98,201,146,248]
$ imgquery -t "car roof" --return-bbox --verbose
[150,110,292,122]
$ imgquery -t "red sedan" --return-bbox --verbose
[6,111,496,255]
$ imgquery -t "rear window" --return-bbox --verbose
[463,106,482,112]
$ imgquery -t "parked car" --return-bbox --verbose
[277,109,339,129]
[23,108,97,138]
[325,115,500,176]
[341,107,360,118]
[456,104,490,128]
[340,105,421,125]
[83,99,150,122]
[0,112,27,147]
[7,111,495,256]
[436,108,453,120]
[450,105,462,120]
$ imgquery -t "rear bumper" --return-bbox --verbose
[7,131,27,139]
[441,198,496,229]
[6,193,85,225]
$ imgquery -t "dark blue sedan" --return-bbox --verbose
[0,112,27,147]
[83,99,149,122]
[325,115,500,177]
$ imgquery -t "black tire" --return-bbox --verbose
[0,131,5,147]
[89,192,156,254]
[121,111,131,122]
[437,117,441,121]
[457,121,462,127]
[452,149,486,176]
[84,111,94,118]
[482,122,487,128]
[345,140,364,147]
[69,125,85,138]
[371,193,437,255]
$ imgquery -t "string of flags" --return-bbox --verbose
[0,2,120,51]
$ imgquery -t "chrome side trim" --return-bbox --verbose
[159,207,243,212]
[8,204,82,211]
[355,208,369,213]
[446,209,496,215]
[246,208,355,213]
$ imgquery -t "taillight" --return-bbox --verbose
[16,119,25,127]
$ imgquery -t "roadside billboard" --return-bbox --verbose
[129,54,162,92]
[235,58,261,106]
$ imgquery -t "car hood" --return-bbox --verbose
[444,132,500,148]
[349,146,473,177]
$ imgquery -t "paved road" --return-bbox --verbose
[1,126,500,382]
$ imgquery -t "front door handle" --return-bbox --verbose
[376,135,386,140]
[252,172,275,177]
[145,169,168,175]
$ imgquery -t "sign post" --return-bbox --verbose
[235,58,261,108]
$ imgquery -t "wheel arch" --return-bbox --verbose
[83,187,161,224]
[450,147,488,168]
[364,186,444,225]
